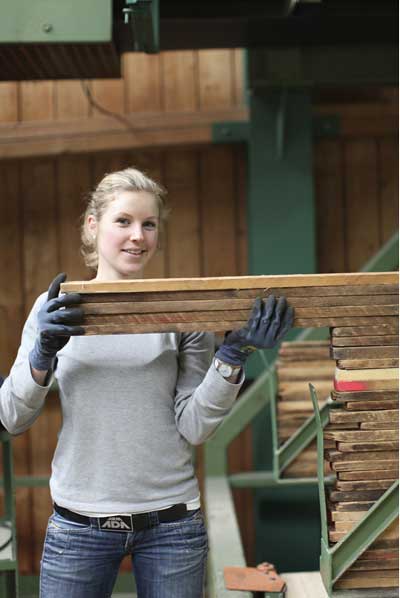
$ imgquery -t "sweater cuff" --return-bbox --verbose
[12,359,54,406]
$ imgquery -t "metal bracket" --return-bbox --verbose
[122,0,159,53]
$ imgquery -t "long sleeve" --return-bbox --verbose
[0,293,53,434]
[174,332,244,445]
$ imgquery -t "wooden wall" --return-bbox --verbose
[0,48,398,574]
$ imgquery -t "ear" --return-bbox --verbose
[87,215,98,238]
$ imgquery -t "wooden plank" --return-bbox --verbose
[325,430,398,442]
[331,510,369,522]
[335,479,397,491]
[338,470,398,481]
[280,571,329,598]
[0,107,248,159]
[334,501,375,512]
[315,140,345,273]
[345,400,399,411]
[344,140,380,271]
[332,460,398,472]
[90,79,124,115]
[325,450,398,463]
[329,489,386,502]
[331,390,398,402]
[337,441,399,452]
[329,410,398,424]
[360,422,398,430]
[335,368,399,381]
[20,81,54,121]
[300,305,397,317]
[338,359,399,369]
[332,346,399,360]
[334,575,399,590]
[198,49,233,109]
[333,335,398,347]
[125,53,162,112]
[0,82,18,122]
[60,272,397,293]
[333,324,399,337]
[200,146,237,277]
[55,80,90,119]
[161,50,197,112]
[164,150,201,277]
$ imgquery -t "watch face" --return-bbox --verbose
[219,362,233,377]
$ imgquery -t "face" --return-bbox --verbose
[88,190,160,280]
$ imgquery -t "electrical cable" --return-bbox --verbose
[80,81,139,135]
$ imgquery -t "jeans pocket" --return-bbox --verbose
[177,513,208,553]
[49,511,91,532]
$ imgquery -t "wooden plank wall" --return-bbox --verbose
[0,48,398,574]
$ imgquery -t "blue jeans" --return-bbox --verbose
[40,509,208,598]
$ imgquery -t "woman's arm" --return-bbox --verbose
[0,294,54,434]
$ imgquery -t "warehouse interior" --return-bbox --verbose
[0,0,399,596]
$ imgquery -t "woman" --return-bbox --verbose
[0,167,293,598]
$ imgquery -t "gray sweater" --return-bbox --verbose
[0,293,243,513]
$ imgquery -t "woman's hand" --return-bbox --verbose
[29,273,85,372]
[215,295,294,366]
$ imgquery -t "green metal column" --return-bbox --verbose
[248,89,316,277]
[247,78,320,570]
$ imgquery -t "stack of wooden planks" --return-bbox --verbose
[324,319,399,592]
[276,341,335,478]
[61,272,397,335]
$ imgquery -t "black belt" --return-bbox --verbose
[53,502,189,532]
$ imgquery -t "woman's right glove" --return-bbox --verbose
[215,295,294,367]
[29,273,85,371]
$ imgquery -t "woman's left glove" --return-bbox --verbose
[215,295,294,367]
[29,273,85,371]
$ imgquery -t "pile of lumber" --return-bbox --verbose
[324,321,399,592]
[276,341,334,478]
[60,272,397,335]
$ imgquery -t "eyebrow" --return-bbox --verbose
[114,212,159,220]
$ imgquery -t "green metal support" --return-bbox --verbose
[123,0,159,52]
[309,384,399,597]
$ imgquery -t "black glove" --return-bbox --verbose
[29,273,85,371]
[215,295,294,366]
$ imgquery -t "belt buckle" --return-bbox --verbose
[98,514,134,532]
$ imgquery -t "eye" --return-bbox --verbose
[143,220,157,230]
[116,217,129,226]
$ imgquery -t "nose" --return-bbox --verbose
[129,223,144,241]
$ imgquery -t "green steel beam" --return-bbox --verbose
[330,482,399,585]
[361,231,399,273]
[229,471,334,488]
[248,45,398,88]
[212,115,340,144]
[0,0,112,43]
[275,401,331,475]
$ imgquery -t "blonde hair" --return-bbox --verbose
[81,167,169,270]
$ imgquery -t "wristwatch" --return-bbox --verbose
[214,357,241,379]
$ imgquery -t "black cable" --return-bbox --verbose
[79,81,139,136]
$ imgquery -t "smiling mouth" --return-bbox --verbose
[122,249,147,256]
